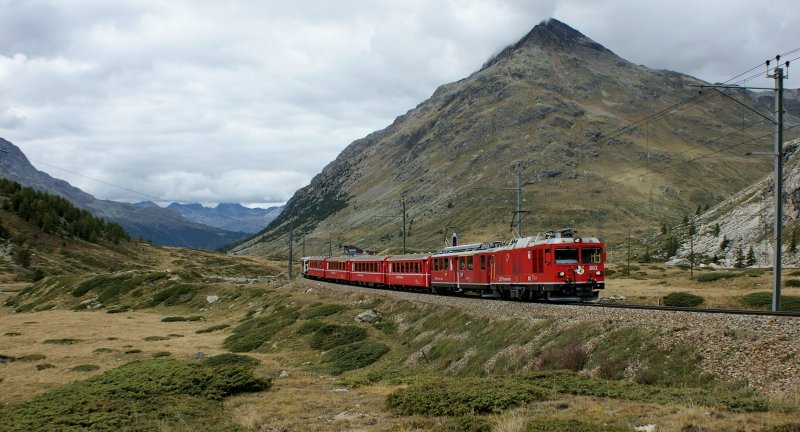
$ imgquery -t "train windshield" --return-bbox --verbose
[554,248,579,264]
[582,247,603,264]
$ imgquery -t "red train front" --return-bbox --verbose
[489,228,605,301]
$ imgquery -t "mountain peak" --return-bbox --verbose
[483,18,610,69]
[525,19,608,51]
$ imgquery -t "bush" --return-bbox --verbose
[321,341,390,375]
[784,279,800,287]
[202,353,260,368]
[694,272,738,283]
[301,303,347,319]
[538,341,588,371]
[438,415,494,432]
[161,316,203,322]
[223,307,299,352]
[70,364,100,372]
[16,354,46,362]
[663,292,704,307]
[36,364,56,371]
[740,292,800,312]
[385,376,551,416]
[196,324,229,334]
[309,324,367,351]
[147,284,198,307]
[296,320,325,335]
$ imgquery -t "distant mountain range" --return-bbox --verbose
[0,138,250,250]
[163,202,282,233]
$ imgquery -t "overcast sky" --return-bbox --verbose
[1,1,798,208]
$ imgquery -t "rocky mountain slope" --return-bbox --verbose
[233,19,799,256]
[0,138,249,250]
[667,137,800,267]
[166,202,283,233]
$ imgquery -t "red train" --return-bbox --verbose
[301,228,605,301]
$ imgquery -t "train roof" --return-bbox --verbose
[348,255,390,262]
[385,253,431,261]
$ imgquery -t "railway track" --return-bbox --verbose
[565,301,800,317]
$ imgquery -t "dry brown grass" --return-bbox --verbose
[604,264,800,307]
[0,309,232,403]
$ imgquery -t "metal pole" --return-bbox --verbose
[402,197,406,254]
[288,227,293,279]
[771,65,785,312]
[626,226,631,277]
[515,164,522,238]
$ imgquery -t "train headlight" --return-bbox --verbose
[558,271,565,277]
[574,238,582,243]
[595,270,602,276]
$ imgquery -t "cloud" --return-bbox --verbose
[1,1,797,206]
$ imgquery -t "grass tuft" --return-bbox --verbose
[70,364,100,372]
[196,324,230,333]
[663,292,704,307]
[385,376,551,416]
[42,338,82,345]
[300,302,348,319]
[161,315,204,322]
[320,341,390,375]
[309,324,367,351]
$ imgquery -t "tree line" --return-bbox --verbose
[0,178,130,244]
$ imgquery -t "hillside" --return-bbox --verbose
[0,138,250,250]
[656,137,800,267]
[233,19,799,257]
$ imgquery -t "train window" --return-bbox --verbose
[459,256,465,270]
[554,248,579,264]
[467,256,474,270]
[582,248,603,264]
[480,255,486,270]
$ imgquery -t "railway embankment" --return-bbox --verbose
[298,279,800,401]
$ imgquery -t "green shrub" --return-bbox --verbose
[438,415,494,432]
[784,279,800,287]
[538,341,588,371]
[223,306,299,352]
[36,364,56,371]
[386,376,550,416]
[4,332,22,336]
[93,348,114,353]
[143,336,169,341]
[694,272,738,283]
[301,303,347,319]
[16,354,46,362]
[296,320,325,335]
[203,353,260,368]
[106,305,131,314]
[320,341,390,375]
[42,338,82,345]
[374,320,397,334]
[152,352,171,358]
[663,292,704,307]
[70,364,100,372]
[741,292,800,312]
[525,370,767,412]
[196,324,229,334]
[524,418,630,432]
[161,315,204,322]
[309,324,367,351]
[147,284,198,307]
[124,349,142,354]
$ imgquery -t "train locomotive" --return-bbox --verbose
[301,228,605,301]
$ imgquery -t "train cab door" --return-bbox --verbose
[489,255,496,282]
